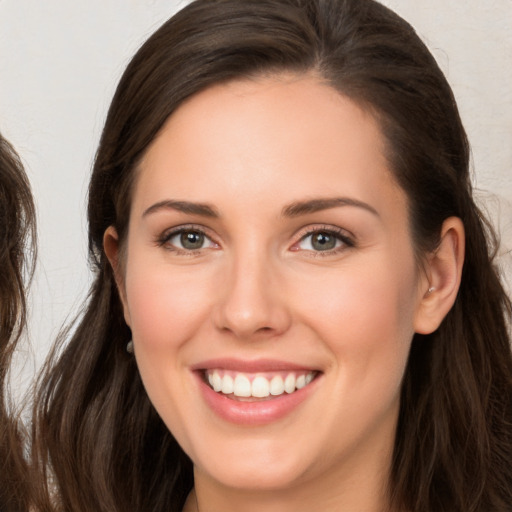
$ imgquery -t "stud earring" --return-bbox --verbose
[126,340,134,354]
[428,286,435,294]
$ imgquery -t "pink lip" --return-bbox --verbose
[192,359,321,426]
[191,358,317,373]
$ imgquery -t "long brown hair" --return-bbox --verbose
[0,133,36,511]
[34,1,512,511]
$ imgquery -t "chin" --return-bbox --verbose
[203,464,307,492]
[191,439,314,492]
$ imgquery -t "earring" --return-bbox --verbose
[126,340,134,354]
[428,286,435,294]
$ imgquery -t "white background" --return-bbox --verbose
[0,0,510,381]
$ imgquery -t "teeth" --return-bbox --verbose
[233,374,251,397]
[284,374,296,394]
[212,372,222,392]
[296,374,306,389]
[221,374,234,394]
[270,375,285,396]
[251,376,270,398]
[206,370,316,398]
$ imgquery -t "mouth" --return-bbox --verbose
[193,359,322,425]
[204,369,318,401]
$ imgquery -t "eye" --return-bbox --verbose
[292,228,354,254]
[159,227,218,253]
[175,230,206,250]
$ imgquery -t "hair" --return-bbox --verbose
[33,1,512,511]
[0,133,36,511]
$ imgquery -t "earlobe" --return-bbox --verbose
[103,226,131,326]
[414,217,465,334]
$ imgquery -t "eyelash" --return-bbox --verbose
[292,225,355,257]
[156,224,218,256]
[156,224,355,256]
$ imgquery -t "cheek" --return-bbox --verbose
[124,259,213,350]
[302,258,417,450]
[122,256,215,441]
[296,252,418,391]
[299,251,417,336]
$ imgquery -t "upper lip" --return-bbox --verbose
[190,358,320,373]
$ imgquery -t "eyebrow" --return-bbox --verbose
[142,200,219,218]
[282,197,379,217]
[142,196,378,219]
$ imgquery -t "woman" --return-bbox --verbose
[0,133,36,511]
[34,0,512,511]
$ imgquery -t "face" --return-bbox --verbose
[112,75,429,497]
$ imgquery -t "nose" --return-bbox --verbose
[213,251,292,340]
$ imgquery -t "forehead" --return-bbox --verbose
[134,74,406,221]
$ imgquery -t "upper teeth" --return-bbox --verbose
[206,370,315,398]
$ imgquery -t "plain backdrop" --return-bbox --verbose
[0,0,511,386]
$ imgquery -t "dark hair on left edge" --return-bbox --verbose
[0,132,36,512]
[33,1,512,511]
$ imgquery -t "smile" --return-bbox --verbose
[194,359,322,425]
[205,369,317,399]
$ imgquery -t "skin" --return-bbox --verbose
[105,75,464,512]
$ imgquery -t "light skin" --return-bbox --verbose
[105,75,464,512]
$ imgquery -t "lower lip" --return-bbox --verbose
[196,373,319,426]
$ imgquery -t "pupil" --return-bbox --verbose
[312,232,336,251]
[181,231,204,250]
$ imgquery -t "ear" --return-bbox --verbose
[414,217,465,334]
[103,226,131,327]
